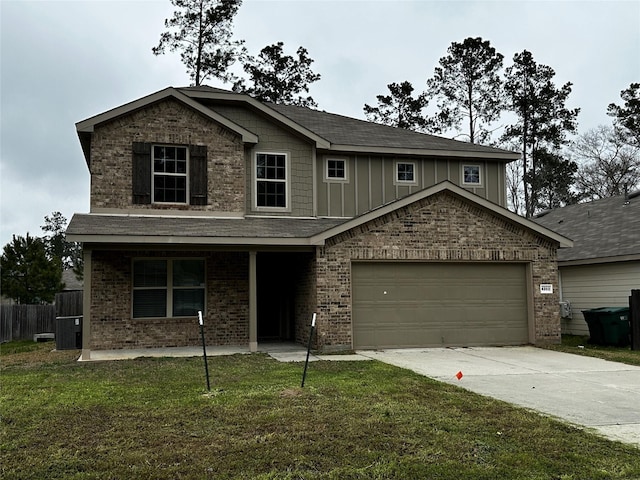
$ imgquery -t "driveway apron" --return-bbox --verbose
[359,346,640,447]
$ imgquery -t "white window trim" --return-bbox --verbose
[462,164,483,187]
[132,258,206,319]
[253,151,291,212]
[324,158,348,182]
[394,161,417,185]
[151,144,189,205]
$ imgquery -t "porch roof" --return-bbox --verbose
[66,214,348,246]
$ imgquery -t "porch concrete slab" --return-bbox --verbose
[359,346,640,448]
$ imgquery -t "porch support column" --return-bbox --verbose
[249,250,258,352]
[81,247,92,361]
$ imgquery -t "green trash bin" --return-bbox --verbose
[599,307,630,347]
[582,308,606,345]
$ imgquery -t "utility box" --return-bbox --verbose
[55,316,82,350]
[559,301,572,319]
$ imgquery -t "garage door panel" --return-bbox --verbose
[352,262,528,349]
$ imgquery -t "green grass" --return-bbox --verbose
[542,335,640,367]
[2,341,640,479]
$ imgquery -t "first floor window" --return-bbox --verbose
[396,162,415,183]
[153,145,188,203]
[256,152,287,208]
[463,165,481,185]
[133,259,205,318]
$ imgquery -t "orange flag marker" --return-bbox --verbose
[455,371,463,380]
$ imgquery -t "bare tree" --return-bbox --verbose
[571,125,640,200]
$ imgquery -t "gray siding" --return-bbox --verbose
[213,105,314,217]
[559,261,640,335]
[317,154,507,217]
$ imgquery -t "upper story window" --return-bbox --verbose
[132,142,208,206]
[153,145,188,203]
[133,258,205,318]
[462,164,482,186]
[326,158,347,181]
[396,162,416,184]
[255,152,288,209]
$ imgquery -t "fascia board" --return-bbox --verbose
[558,254,640,267]
[181,89,331,149]
[327,144,521,161]
[66,233,316,246]
[75,87,258,144]
[311,181,573,248]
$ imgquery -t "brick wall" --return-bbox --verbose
[315,191,561,351]
[89,250,249,350]
[89,99,245,212]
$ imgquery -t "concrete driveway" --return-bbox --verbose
[359,346,640,448]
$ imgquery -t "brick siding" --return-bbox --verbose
[89,99,245,212]
[89,250,248,350]
[314,191,561,351]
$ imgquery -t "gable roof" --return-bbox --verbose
[76,86,520,168]
[533,192,640,264]
[67,182,571,249]
[75,87,258,168]
[310,181,573,248]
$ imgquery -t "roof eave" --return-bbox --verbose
[558,253,640,267]
[325,144,521,161]
[66,233,322,246]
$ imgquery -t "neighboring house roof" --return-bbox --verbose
[75,86,520,169]
[61,269,83,291]
[67,182,572,249]
[534,192,640,265]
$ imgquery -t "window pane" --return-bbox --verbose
[397,163,414,182]
[154,175,186,203]
[464,166,480,184]
[257,181,285,207]
[328,160,345,179]
[173,289,205,317]
[134,260,167,287]
[133,289,167,318]
[173,260,205,287]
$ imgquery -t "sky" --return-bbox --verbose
[1,0,639,248]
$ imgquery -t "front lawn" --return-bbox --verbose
[1,341,639,479]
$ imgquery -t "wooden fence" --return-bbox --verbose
[0,291,83,343]
[0,305,55,342]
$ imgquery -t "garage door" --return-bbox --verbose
[352,262,529,349]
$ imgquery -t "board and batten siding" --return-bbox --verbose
[559,261,640,335]
[316,154,506,217]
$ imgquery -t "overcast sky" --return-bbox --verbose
[1,0,638,248]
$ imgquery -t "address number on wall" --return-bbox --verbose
[540,284,553,294]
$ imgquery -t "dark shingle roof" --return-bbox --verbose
[267,102,514,157]
[533,193,640,262]
[67,214,347,244]
[179,85,518,159]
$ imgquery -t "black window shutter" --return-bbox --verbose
[189,145,208,206]
[132,142,152,204]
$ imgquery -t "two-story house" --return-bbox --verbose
[67,86,571,360]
